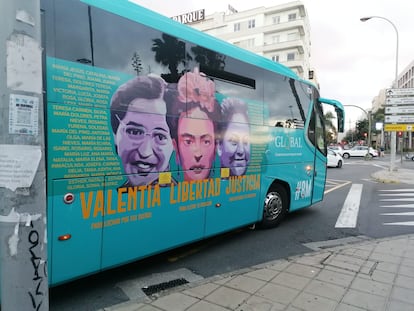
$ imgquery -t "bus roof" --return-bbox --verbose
[82,0,300,81]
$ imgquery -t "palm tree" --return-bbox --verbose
[151,34,190,82]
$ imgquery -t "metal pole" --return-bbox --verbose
[360,16,399,171]
[0,0,49,310]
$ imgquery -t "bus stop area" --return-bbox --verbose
[103,167,414,311]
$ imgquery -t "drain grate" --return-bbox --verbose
[142,278,189,296]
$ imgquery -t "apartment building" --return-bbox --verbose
[188,2,312,81]
[397,59,414,89]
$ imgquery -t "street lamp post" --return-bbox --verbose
[360,16,399,171]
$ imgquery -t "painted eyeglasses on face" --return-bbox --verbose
[115,114,171,145]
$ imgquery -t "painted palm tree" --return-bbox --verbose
[152,34,190,82]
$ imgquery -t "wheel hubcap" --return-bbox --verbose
[264,192,283,220]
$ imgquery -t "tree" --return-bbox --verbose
[324,111,337,144]
[131,52,143,76]
[151,34,191,82]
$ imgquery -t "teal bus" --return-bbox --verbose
[40,0,344,285]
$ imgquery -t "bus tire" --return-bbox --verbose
[259,185,288,229]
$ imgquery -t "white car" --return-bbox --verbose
[327,149,343,168]
[342,146,378,159]
[328,145,344,156]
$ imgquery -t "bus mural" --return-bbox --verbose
[18,0,345,286]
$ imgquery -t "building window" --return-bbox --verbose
[272,35,280,44]
[248,19,255,29]
[272,16,280,24]
[234,22,240,32]
[287,32,298,41]
[272,55,279,62]
[247,38,255,47]
[287,52,295,61]
[288,13,297,21]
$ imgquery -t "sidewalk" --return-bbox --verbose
[104,166,414,311]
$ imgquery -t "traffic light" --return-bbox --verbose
[364,132,367,137]
[397,131,403,137]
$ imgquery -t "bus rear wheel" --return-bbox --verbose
[259,185,288,228]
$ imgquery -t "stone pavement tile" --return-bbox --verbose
[182,283,220,299]
[102,302,148,311]
[335,303,366,311]
[151,293,198,311]
[255,282,300,305]
[284,263,320,279]
[293,252,330,268]
[323,255,364,273]
[291,292,337,311]
[270,271,311,290]
[376,261,399,274]
[391,286,414,304]
[136,306,163,311]
[401,257,414,268]
[186,300,229,311]
[395,274,414,290]
[405,249,414,259]
[350,276,392,296]
[399,264,414,278]
[358,268,395,284]
[386,299,414,311]
[374,240,407,256]
[358,260,377,275]
[315,269,355,288]
[266,259,291,271]
[244,268,280,282]
[235,295,286,311]
[340,247,372,260]
[225,275,267,294]
[369,252,401,264]
[303,279,346,301]
[213,275,234,285]
[342,289,386,311]
[204,286,250,310]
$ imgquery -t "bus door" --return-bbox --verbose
[204,175,261,237]
[50,177,104,284]
[308,103,327,204]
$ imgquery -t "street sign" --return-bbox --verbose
[386,88,414,97]
[385,97,414,105]
[385,105,414,114]
[385,115,414,123]
[384,124,414,131]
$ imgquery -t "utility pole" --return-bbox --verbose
[0,0,49,310]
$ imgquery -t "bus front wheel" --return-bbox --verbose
[259,185,288,228]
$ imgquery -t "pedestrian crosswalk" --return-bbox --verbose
[379,189,414,226]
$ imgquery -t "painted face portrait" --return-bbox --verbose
[110,75,173,186]
[218,98,251,176]
[176,107,216,181]
[166,67,221,181]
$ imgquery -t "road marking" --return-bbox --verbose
[384,222,414,226]
[324,180,351,195]
[335,184,363,228]
[380,189,414,226]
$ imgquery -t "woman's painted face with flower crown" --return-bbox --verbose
[176,107,216,181]
[174,68,217,181]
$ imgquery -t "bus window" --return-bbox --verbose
[48,0,92,64]
[263,72,308,129]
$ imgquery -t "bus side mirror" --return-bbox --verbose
[335,107,344,133]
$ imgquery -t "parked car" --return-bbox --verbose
[327,149,343,168]
[405,153,414,161]
[342,146,378,159]
[328,145,344,156]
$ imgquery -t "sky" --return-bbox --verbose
[132,0,413,131]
